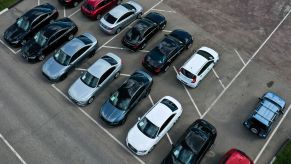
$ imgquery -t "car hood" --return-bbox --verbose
[22,40,42,57]
[100,101,127,123]
[68,78,96,102]
[42,57,68,79]
[4,24,26,45]
[127,125,156,151]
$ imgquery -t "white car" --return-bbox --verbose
[177,47,219,88]
[126,96,182,155]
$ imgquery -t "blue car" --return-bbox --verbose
[243,92,286,138]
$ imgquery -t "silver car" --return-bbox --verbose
[99,1,143,35]
[68,53,122,106]
[42,32,98,82]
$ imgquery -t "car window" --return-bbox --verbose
[98,0,108,8]
[198,61,212,76]
[159,114,175,134]
[71,46,90,63]
[31,14,47,28]
[48,29,65,44]
[144,26,154,37]
[130,86,145,105]
[118,12,133,22]
[98,67,115,85]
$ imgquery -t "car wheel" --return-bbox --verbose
[137,13,142,19]
[115,28,121,34]
[96,14,101,20]
[60,73,68,81]
[21,40,26,45]
[68,34,74,40]
[89,51,95,58]
[49,19,54,24]
[38,55,45,61]
[143,88,151,98]
[160,23,166,30]
[186,42,192,49]
[114,71,120,79]
[73,2,78,7]
[140,42,147,50]
[149,145,155,152]
[88,96,95,104]
[163,65,170,72]
[251,127,258,134]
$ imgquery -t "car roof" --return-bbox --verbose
[42,18,73,38]
[225,150,252,164]
[88,57,112,77]
[109,4,130,18]
[86,0,103,6]
[62,37,86,56]
[253,99,280,126]
[263,92,286,109]
[23,3,53,22]
[183,53,208,75]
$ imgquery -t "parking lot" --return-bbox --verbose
[0,0,291,164]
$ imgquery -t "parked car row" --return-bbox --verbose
[4,1,287,164]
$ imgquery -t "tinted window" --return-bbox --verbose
[172,145,193,164]
[121,3,136,10]
[34,31,47,47]
[77,35,93,44]
[118,12,132,22]
[104,13,117,24]
[101,55,118,65]
[98,67,115,85]
[159,114,175,134]
[137,117,159,139]
[32,14,47,28]
[71,46,89,63]
[81,71,99,88]
[54,49,71,66]
[198,61,212,76]
[180,68,195,79]
[161,99,178,111]
[109,91,131,111]
[197,50,214,60]
[84,3,95,11]
[98,0,108,7]
[17,17,30,31]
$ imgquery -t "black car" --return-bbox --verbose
[58,0,83,7]
[100,70,153,126]
[122,12,167,51]
[4,3,58,47]
[162,119,217,164]
[21,18,78,62]
[142,29,193,74]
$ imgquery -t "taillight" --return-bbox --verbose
[178,68,181,74]
[191,76,196,83]
[155,68,161,73]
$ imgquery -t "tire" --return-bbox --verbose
[60,73,67,81]
[68,34,74,40]
[88,96,95,104]
[21,40,26,45]
[149,145,155,152]
[186,42,192,49]
[115,28,121,34]
[49,19,54,24]
[96,14,101,20]
[73,2,78,7]
[143,88,151,98]
[89,50,95,58]
[160,23,166,30]
[137,13,142,19]
[140,42,147,50]
[114,71,120,79]
[38,55,45,61]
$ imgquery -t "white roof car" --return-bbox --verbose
[177,47,219,88]
[126,96,182,155]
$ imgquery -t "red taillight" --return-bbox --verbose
[191,76,196,83]
[155,67,161,73]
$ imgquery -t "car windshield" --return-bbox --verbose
[34,31,47,47]
[158,38,178,55]
[80,71,99,88]
[16,17,30,31]
[83,2,95,11]
[137,117,159,139]
[104,13,117,24]
[148,50,167,64]
[173,145,193,164]
[54,49,71,66]
[126,28,142,42]
[109,91,131,111]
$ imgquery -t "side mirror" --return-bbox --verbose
[138,117,141,121]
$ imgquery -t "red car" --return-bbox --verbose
[59,0,83,7]
[220,149,254,164]
[81,0,121,19]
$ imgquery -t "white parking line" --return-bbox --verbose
[38,0,40,5]
[0,39,17,54]
[120,73,130,77]
[166,133,173,145]
[148,94,154,105]
[254,104,291,163]
[162,30,172,33]
[201,8,291,119]
[68,9,80,18]
[51,84,145,164]
[234,49,246,65]
[151,8,176,13]
[63,7,66,17]
[0,133,27,164]
[212,68,225,89]
[103,45,126,50]
[75,68,86,71]
[173,66,202,117]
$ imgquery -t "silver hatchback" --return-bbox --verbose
[68,53,122,106]
[99,1,143,35]
[42,32,98,82]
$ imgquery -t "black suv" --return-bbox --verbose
[243,92,286,138]
[162,119,217,164]
[100,70,153,126]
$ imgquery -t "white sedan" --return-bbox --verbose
[126,96,182,155]
[177,46,219,88]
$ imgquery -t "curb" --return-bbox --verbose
[0,0,23,15]
[0,8,8,15]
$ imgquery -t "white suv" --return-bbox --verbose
[126,96,182,155]
[177,47,219,88]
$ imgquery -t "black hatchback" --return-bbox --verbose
[122,12,167,51]
[162,119,217,164]
[4,3,58,47]
[100,70,153,126]
[21,17,78,62]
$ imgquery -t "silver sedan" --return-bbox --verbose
[42,32,98,82]
[99,1,143,35]
[68,53,122,106]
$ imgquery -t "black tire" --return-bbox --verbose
[186,42,192,49]
[60,73,68,81]
[114,71,120,79]
[143,88,151,98]
[68,34,74,40]
[159,23,166,30]
[96,14,101,20]
[88,96,95,104]
[115,28,121,34]
[89,50,95,58]
[140,42,147,50]
[73,2,78,7]
[137,13,142,19]
[38,55,45,61]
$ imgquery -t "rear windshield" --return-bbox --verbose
[101,55,117,65]
[180,68,195,79]
[104,13,117,24]
[197,50,214,60]
[121,3,136,10]
[161,99,178,111]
